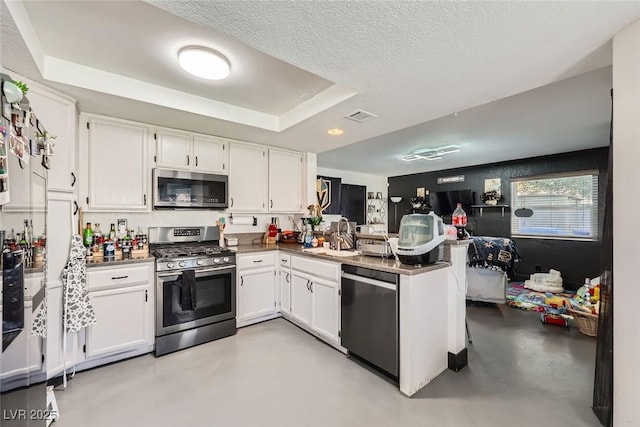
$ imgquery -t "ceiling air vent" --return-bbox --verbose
[344,109,378,123]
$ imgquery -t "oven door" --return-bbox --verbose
[156,265,236,336]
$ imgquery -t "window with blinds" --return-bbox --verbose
[510,171,599,240]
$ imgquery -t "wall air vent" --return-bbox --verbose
[344,110,378,123]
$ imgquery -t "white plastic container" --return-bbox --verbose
[225,237,238,246]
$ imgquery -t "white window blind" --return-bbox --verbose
[511,171,599,240]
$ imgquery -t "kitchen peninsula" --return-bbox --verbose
[232,240,470,397]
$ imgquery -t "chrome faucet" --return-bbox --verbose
[335,217,351,250]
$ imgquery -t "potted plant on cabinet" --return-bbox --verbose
[480,190,501,206]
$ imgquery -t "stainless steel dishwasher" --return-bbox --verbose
[341,265,399,378]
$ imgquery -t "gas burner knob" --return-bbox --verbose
[178,261,186,268]
[213,258,221,264]
[166,263,175,269]
[196,259,204,266]
[223,257,230,263]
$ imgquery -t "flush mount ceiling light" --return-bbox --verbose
[401,145,461,162]
[178,47,230,80]
[327,128,344,136]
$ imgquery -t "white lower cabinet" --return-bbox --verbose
[85,285,150,359]
[237,252,278,327]
[291,271,313,327]
[280,268,292,315]
[82,263,154,364]
[0,300,43,391]
[310,276,340,345]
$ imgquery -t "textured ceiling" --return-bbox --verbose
[2,1,639,176]
[319,66,613,177]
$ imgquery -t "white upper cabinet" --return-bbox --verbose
[193,134,227,174]
[268,148,304,213]
[80,114,150,211]
[228,141,268,212]
[155,129,228,174]
[26,84,77,193]
[155,128,191,170]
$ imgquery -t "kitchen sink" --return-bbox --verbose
[302,248,361,257]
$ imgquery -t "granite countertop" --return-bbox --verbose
[230,243,448,276]
[86,256,155,269]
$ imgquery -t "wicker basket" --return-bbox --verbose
[569,309,599,337]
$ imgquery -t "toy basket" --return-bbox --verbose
[568,309,599,337]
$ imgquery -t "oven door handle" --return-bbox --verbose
[157,266,235,278]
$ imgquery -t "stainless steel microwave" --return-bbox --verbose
[153,168,228,209]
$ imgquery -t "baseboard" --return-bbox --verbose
[448,348,468,372]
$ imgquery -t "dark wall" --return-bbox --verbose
[388,148,609,290]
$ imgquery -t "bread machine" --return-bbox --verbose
[395,213,445,265]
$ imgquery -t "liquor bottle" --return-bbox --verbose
[109,223,116,241]
[94,223,104,245]
[83,222,93,247]
[452,203,467,240]
[27,220,33,244]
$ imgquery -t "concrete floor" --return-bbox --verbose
[45,306,600,427]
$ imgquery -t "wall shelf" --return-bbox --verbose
[366,197,386,225]
[471,204,510,217]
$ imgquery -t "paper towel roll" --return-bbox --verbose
[230,216,253,225]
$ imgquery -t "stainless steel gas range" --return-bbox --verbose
[149,226,236,356]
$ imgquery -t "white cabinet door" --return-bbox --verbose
[311,277,340,344]
[268,149,303,212]
[193,135,228,174]
[291,271,312,327]
[85,285,149,359]
[228,142,267,212]
[238,267,276,322]
[2,154,46,212]
[156,128,191,170]
[280,268,291,315]
[84,116,149,211]
[0,301,43,383]
[26,83,77,193]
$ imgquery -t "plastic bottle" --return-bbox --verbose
[304,225,313,248]
[452,203,467,240]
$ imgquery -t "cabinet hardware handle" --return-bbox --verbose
[223,163,225,170]
[73,201,79,215]
[187,155,190,166]
[306,280,310,291]
[310,282,313,293]
[145,290,148,302]
[111,275,129,280]
[253,259,263,263]
[241,276,244,286]
[71,172,76,187]
[195,156,198,167]
[286,272,290,283]
[270,199,273,208]
[230,197,234,207]
[144,194,147,205]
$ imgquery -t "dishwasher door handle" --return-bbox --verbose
[342,272,396,291]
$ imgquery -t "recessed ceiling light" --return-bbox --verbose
[178,47,230,80]
[327,128,344,136]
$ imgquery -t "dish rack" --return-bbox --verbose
[356,238,393,258]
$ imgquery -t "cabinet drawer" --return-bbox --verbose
[25,274,44,299]
[291,256,340,282]
[238,252,275,270]
[279,253,291,268]
[87,263,152,291]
